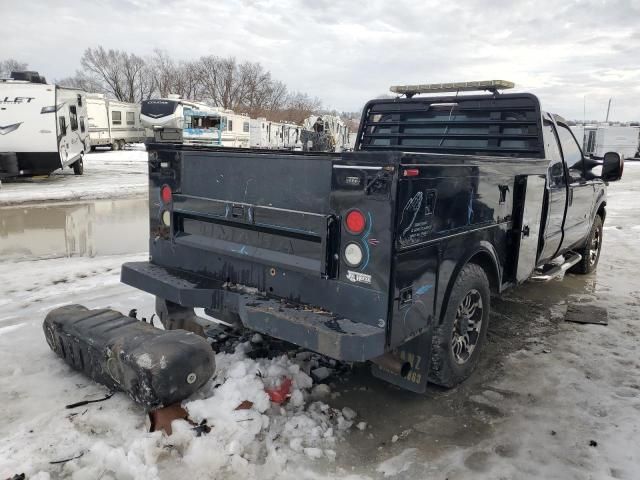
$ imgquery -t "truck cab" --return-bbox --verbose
[121,81,623,393]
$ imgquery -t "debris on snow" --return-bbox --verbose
[311,366,332,382]
[265,377,293,404]
[148,403,190,435]
[341,407,357,421]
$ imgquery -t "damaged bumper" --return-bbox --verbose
[121,261,386,362]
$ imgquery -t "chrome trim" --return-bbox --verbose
[332,165,383,170]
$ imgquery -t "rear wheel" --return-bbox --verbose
[119,140,126,150]
[570,215,603,274]
[72,157,84,175]
[428,263,491,388]
[112,141,120,151]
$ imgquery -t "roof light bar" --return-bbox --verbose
[390,80,515,96]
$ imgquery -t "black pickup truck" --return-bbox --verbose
[121,81,623,393]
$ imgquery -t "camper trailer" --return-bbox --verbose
[0,71,89,178]
[86,94,145,150]
[141,96,254,148]
[141,97,223,145]
[582,125,640,160]
[220,110,250,148]
[249,117,270,148]
[301,114,350,152]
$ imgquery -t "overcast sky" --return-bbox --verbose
[2,0,639,121]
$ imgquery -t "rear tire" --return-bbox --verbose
[569,215,603,274]
[112,141,120,151]
[119,140,126,150]
[428,263,491,388]
[72,157,84,175]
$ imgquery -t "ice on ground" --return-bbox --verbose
[0,147,148,206]
[376,448,418,477]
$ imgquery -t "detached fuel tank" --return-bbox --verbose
[43,304,215,408]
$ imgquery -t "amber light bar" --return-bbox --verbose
[390,80,515,96]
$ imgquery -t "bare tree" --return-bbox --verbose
[0,59,28,77]
[77,47,154,102]
[57,71,103,92]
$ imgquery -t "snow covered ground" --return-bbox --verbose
[0,162,639,479]
[0,146,148,206]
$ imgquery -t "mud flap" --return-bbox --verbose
[370,330,432,393]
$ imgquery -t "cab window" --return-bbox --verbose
[543,122,565,187]
[556,124,584,178]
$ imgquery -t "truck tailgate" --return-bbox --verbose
[171,151,337,276]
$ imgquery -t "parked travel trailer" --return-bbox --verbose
[86,94,145,150]
[249,117,270,148]
[1,71,89,178]
[141,97,250,148]
[582,125,640,160]
[220,110,250,148]
[302,114,350,152]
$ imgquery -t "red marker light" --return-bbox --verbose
[160,185,172,204]
[403,168,420,177]
[345,209,366,235]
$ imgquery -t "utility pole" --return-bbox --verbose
[605,98,612,123]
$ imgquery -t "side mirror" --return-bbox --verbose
[602,152,624,182]
[582,152,624,182]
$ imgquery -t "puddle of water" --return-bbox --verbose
[0,198,148,261]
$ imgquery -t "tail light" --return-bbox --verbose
[160,184,172,204]
[345,209,366,235]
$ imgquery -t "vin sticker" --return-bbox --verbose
[346,270,372,284]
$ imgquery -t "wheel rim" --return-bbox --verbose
[589,225,601,266]
[451,289,483,365]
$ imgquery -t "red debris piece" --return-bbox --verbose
[149,403,189,435]
[265,377,292,404]
[235,400,254,410]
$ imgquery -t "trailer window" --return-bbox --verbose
[69,105,78,131]
[112,111,122,126]
[77,94,82,107]
[126,111,135,126]
[59,116,67,135]
[243,121,250,133]
[80,117,86,134]
[228,120,233,131]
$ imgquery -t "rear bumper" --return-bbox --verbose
[121,261,386,362]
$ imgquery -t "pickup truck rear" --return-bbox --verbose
[120,81,624,393]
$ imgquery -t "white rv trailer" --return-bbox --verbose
[302,114,351,152]
[86,94,145,150]
[141,97,250,148]
[249,117,270,148]
[0,71,89,178]
[220,109,250,148]
[582,125,640,160]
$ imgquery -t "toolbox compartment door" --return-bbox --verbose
[514,174,546,282]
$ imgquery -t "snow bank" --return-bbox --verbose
[0,147,148,206]
[1,343,356,480]
[0,254,358,479]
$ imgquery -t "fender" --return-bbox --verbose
[436,240,502,325]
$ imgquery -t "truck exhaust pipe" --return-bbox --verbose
[371,353,412,377]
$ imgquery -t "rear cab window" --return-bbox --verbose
[358,94,543,158]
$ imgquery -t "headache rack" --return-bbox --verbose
[356,93,544,158]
